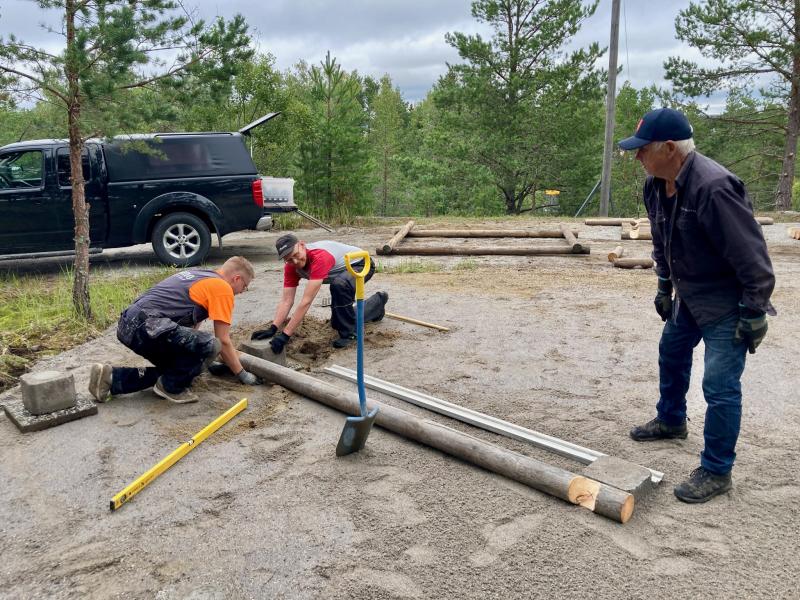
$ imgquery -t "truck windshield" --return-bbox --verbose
[0,150,44,189]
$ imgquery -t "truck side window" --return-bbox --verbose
[0,150,44,189]
[56,148,91,187]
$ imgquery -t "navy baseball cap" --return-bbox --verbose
[276,233,298,259]
[618,108,693,151]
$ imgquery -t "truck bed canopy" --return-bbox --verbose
[104,134,257,182]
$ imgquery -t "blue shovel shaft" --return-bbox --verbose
[356,296,367,417]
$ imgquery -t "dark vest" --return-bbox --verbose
[130,269,223,326]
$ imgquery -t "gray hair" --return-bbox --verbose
[650,138,695,157]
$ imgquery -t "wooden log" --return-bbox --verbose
[607,245,624,262]
[403,228,578,238]
[239,353,635,523]
[378,220,415,255]
[621,224,652,240]
[559,223,583,253]
[788,227,800,240]
[612,257,654,269]
[628,226,652,241]
[384,311,450,332]
[584,218,638,226]
[755,216,774,225]
[383,245,590,256]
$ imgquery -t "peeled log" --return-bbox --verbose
[383,245,590,256]
[607,245,624,262]
[755,217,774,225]
[559,223,584,253]
[404,228,577,238]
[239,352,634,523]
[788,227,800,240]
[378,220,415,255]
[613,257,654,269]
[584,218,637,226]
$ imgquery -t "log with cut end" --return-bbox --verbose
[239,352,635,523]
[404,228,578,238]
[607,245,624,262]
[612,257,654,269]
[788,227,800,240]
[584,218,638,226]
[378,220,415,255]
[622,224,652,240]
[559,223,584,253]
[383,245,590,256]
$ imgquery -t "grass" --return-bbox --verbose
[0,266,173,392]
[374,259,443,274]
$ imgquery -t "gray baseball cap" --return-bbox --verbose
[276,233,298,259]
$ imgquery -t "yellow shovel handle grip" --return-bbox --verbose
[344,250,371,300]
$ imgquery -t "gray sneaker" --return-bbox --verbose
[88,363,113,403]
[154,378,198,404]
[674,467,732,503]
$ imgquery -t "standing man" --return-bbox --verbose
[88,256,261,405]
[618,108,775,503]
[251,234,388,351]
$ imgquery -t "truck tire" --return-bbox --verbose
[151,212,211,267]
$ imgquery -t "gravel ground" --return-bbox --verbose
[1,219,798,599]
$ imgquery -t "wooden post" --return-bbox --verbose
[755,216,774,225]
[559,223,583,253]
[384,311,449,332]
[239,353,635,523]
[612,257,654,269]
[404,228,578,238]
[383,245,590,256]
[607,245,624,262]
[378,220,415,255]
[628,226,652,241]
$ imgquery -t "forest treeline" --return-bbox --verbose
[2,0,799,223]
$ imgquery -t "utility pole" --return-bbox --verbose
[599,0,621,217]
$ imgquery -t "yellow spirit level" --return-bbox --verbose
[110,398,248,511]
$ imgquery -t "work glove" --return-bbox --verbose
[270,332,291,355]
[251,324,278,340]
[236,369,262,385]
[654,277,673,322]
[207,361,232,376]
[734,305,768,354]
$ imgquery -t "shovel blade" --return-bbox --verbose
[335,408,379,456]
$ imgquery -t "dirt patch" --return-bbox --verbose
[233,314,404,367]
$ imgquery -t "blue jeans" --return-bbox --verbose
[656,301,747,474]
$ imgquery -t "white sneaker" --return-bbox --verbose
[88,363,113,403]
[153,378,198,404]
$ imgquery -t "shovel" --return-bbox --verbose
[335,250,379,456]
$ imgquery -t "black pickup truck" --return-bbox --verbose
[0,120,293,266]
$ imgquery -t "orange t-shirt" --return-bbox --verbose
[188,274,234,324]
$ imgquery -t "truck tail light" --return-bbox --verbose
[251,178,264,208]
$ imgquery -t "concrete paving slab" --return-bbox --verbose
[582,455,656,498]
[3,394,98,433]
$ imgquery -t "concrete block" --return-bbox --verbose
[582,455,656,499]
[20,370,76,415]
[3,394,97,433]
[239,340,287,367]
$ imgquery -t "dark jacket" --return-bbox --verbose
[644,151,775,326]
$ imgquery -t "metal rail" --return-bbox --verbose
[324,365,663,484]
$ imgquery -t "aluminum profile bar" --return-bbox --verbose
[324,365,663,484]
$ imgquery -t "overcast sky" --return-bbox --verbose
[0,0,717,105]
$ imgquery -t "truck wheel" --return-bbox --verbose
[151,212,211,267]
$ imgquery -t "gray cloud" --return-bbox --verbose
[0,0,740,106]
